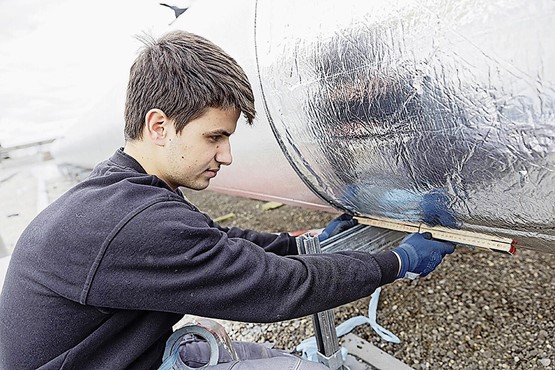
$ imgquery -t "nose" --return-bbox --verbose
[215,141,233,166]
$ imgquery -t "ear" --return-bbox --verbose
[144,109,170,146]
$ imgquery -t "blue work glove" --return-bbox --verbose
[392,232,455,278]
[420,189,458,228]
[318,214,358,242]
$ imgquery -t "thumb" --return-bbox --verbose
[438,241,456,254]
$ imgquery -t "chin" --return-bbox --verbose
[188,182,210,191]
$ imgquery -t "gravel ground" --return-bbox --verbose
[182,188,555,370]
[2,156,553,369]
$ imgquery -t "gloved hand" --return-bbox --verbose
[392,232,455,278]
[318,213,358,242]
[420,189,458,228]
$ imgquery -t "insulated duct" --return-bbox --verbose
[254,0,555,252]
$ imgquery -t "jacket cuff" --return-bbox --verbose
[372,251,400,285]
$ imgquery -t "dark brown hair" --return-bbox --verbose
[124,30,255,140]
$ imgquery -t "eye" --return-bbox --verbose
[208,135,221,142]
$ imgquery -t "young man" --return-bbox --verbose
[0,31,455,369]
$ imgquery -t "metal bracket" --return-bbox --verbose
[317,348,345,370]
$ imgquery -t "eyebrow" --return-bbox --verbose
[204,129,233,137]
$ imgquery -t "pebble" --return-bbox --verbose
[539,358,551,367]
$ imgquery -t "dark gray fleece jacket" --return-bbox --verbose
[0,149,398,370]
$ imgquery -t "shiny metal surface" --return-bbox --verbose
[254,0,555,251]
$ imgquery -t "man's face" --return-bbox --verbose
[160,107,239,190]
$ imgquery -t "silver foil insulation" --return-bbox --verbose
[254,0,555,252]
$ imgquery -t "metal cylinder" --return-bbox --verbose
[254,0,555,252]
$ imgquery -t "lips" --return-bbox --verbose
[205,169,219,178]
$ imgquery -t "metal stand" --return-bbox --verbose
[296,233,347,370]
[296,224,410,370]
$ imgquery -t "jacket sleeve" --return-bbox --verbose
[83,200,399,323]
[206,215,299,256]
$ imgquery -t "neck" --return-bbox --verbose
[123,140,159,178]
